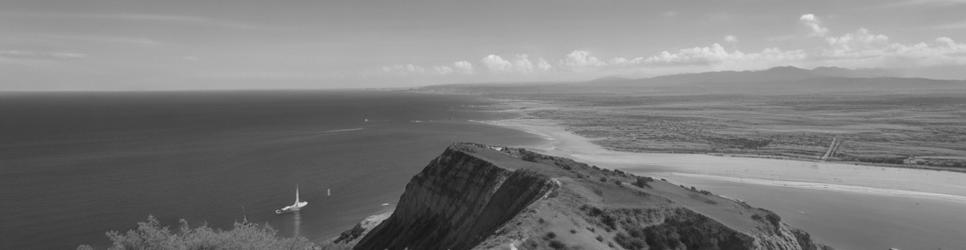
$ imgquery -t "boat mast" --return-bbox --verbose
[296,185,300,203]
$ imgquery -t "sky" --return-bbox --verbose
[1,0,966,91]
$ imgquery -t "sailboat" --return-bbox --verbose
[275,186,308,214]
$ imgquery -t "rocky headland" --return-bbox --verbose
[336,142,831,250]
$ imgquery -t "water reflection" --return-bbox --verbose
[293,211,301,237]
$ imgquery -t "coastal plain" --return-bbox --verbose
[418,67,966,249]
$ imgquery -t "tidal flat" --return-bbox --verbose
[485,93,966,172]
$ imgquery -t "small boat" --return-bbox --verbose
[275,186,308,214]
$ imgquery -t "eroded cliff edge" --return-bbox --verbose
[349,143,832,250]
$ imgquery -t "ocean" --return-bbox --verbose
[0,90,541,249]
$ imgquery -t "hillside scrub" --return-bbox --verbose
[80,216,320,250]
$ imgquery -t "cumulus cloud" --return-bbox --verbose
[537,58,553,71]
[642,43,806,69]
[823,28,891,57]
[510,54,535,73]
[380,64,425,74]
[796,14,966,67]
[381,61,476,76]
[433,65,454,75]
[799,14,829,37]
[819,31,966,67]
[378,13,966,81]
[561,50,606,71]
[480,54,549,73]
[481,54,513,72]
[453,60,474,74]
[609,57,644,66]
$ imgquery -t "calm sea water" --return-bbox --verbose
[0,90,541,249]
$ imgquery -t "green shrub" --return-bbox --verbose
[548,240,566,249]
[632,176,654,188]
[96,215,317,250]
[545,232,557,239]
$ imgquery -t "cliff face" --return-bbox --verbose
[354,144,558,250]
[351,143,831,250]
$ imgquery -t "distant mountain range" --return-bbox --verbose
[591,66,894,84]
[423,66,966,95]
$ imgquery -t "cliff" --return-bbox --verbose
[348,143,831,250]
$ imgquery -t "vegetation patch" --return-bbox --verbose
[81,216,318,250]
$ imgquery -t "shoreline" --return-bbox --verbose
[477,117,966,203]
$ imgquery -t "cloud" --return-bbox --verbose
[481,54,547,73]
[609,57,644,66]
[433,66,454,75]
[453,61,474,74]
[823,28,890,57]
[561,50,606,71]
[817,31,966,67]
[511,54,535,73]
[377,13,966,81]
[481,54,513,72]
[799,14,829,37]
[642,43,806,69]
[381,61,476,76]
[0,50,87,60]
[380,64,425,74]
[537,58,553,71]
[795,14,966,67]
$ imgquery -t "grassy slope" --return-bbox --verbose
[457,143,826,250]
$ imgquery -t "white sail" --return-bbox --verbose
[275,185,308,214]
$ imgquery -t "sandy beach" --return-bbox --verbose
[484,117,966,202]
[482,117,966,250]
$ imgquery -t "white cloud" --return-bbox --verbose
[818,31,966,67]
[380,64,425,74]
[433,65,454,75]
[481,54,513,72]
[799,14,829,37]
[642,43,806,69]
[511,54,535,73]
[480,54,547,73]
[377,13,966,81]
[609,57,644,66]
[795,15,966,68]
[453,60,474,74]
[537,58,553,71]
[823,28,891,58]
[561,50,606,71]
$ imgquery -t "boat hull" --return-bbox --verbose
[275,201,308,214]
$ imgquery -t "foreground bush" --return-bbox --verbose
[81,215,318,250]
